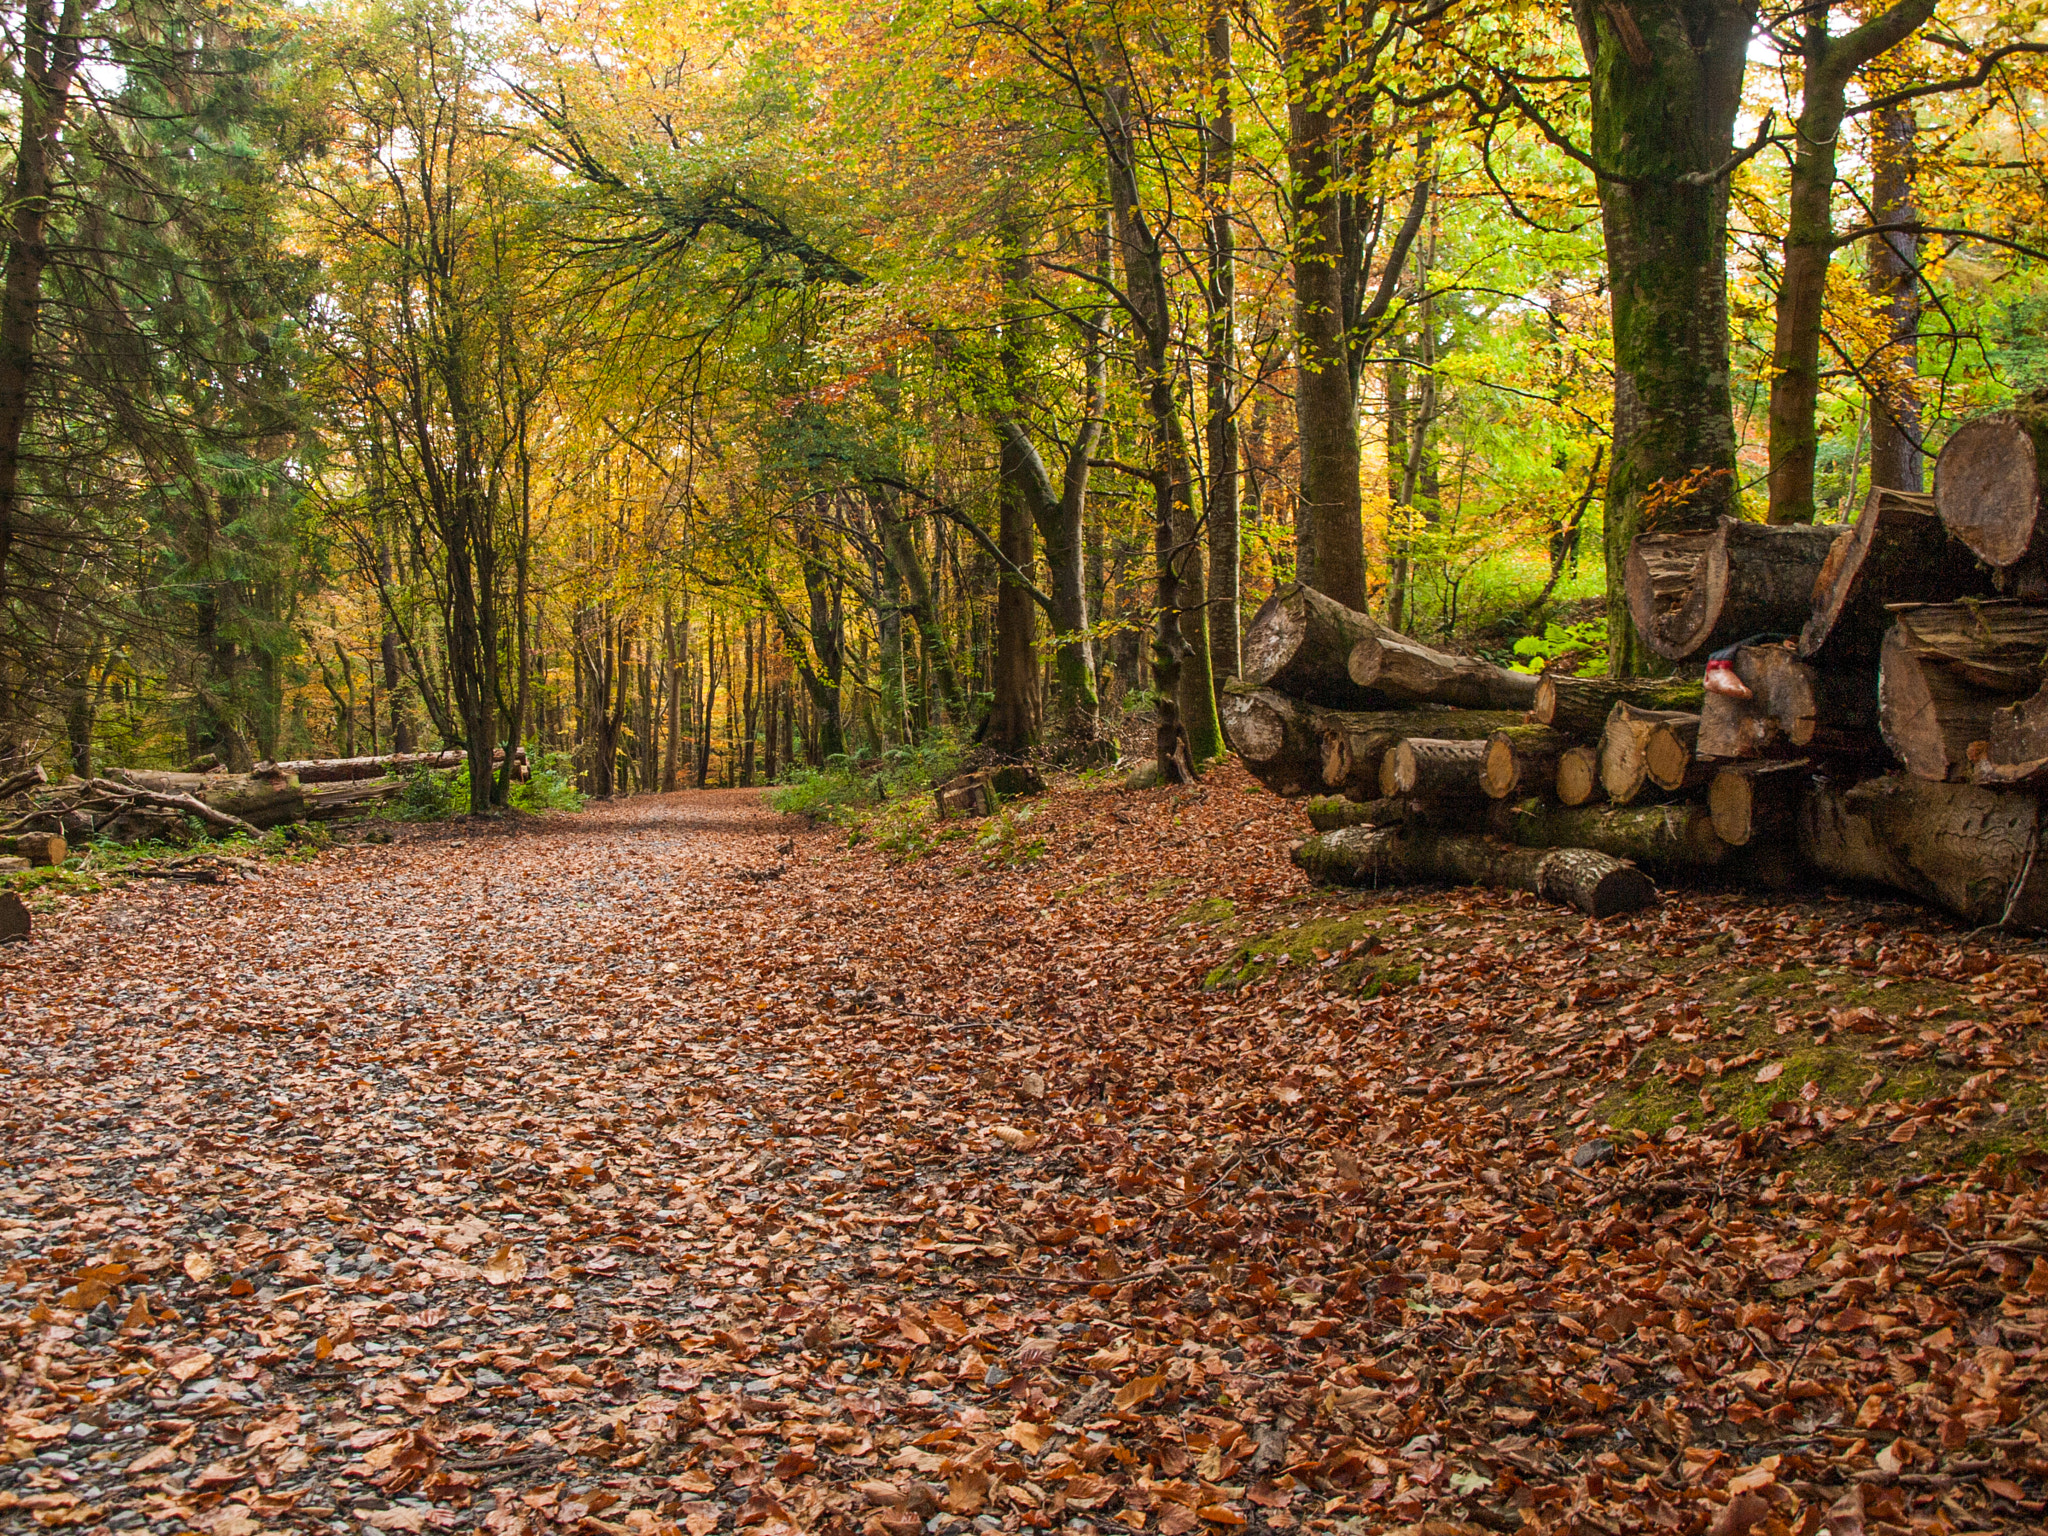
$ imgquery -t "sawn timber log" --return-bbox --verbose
[1292,824,1658,918]
[1220,684,1519,799]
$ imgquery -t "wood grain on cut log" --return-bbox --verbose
[1932,399,2048,573]
[1378,752,1401,799]
[1697,644,1878,760]
[1556,745,1602,807]
[1990,681,2048,767]
[1240,584,1392,709]
[1532,674,1705,737]
[1623,532,1713,655]
[1600,704,1700,804]
[1222,684,1520,800]
[1643,715,1703,792]
[1708,761,1812,847]
[1496,798,1727,871]
[1482,725,1570,800]
[1878,602,2048,780]
[1291,824,1657,918]
[1799,772,2048,928]
[1390,738,1490,798]
[1630,517,1846,661]
[1799,487,1983,662]
[1346,631,1538,711]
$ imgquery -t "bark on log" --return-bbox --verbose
[1556,746,1602,807]
[1697,644,1879,760]
[0,765,47,802]
[1292,824,1658,918]
[1390,738,1490,798]
[305,780,405,820]
[1482,725,1571,800]
[257,747,525,784]
[1495,798,1728,871]
[1629,517,1846,661]
[1990,682,2048,767]
[1346,632,1538,711]
[0,831,65,865]
[1222,685,1518,799]
[1306,796,1413,832]
[1932,399,2048,574]
[1532,674,1706,737]
[1240,584,1392,709]
[1799,772,2048,928]
[1799,487,1983,662]
[1600,705,1701,804]
[1708,761,1812,847]
[1877,602,2048,780]
[0,890,27,941]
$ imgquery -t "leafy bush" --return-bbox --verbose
[397,763,467,819]
[394,747,583,820]
[511,750,584,813]
[1508,616,1609,675]
[769,732,965,825]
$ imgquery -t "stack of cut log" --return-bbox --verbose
[1232,409,2048,932]
[0,747,522,845]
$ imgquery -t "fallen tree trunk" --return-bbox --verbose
[1800,487,1984,662]
[0,765,47,802]
[1346,632,1537,711]
[1877,602,2048,780]
[1932,399,2048,583]
[305,780,405,820]
[1697,643,1878,760]
[1221,685,1518,799]
[1708,761,1812,847]
[1292,824,1658,918]
[1532,674,1705,737]
[1599,705,1704,804]
[97,777,260,835]
[1799,772,2048,929]
[1494,798,1728,871]
[0,831,65,865]
[1390,738,1490,799]
[1629,517,1846,661]
[112,769,304,829]
[1240,584,1392,709]
[256,747,526,784]
[1482,725,1571,800]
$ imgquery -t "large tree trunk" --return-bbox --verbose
[1697,642,1878,759]
[1764,0,1936,524]
[1799,487,1983,662]
[1799,772,2048,928]
[1278,0,1363,610]
[1219,683,1517,799]
[1626,517,1845,661]
[1293,824,1658,918]
[1573,0,1754,673]
[1877,602,2048,780]
[1532,673,1705,737]
[1203,3,1241,686]
[1241,582,1385,708]
[1868,106,1925,493]
[1933,400,2048,583]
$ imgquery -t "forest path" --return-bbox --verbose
[3,775,2046,1535]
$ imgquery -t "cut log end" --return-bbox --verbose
[1556,746,1601,807]
[1934,413,2044,568]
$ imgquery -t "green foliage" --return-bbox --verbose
[768,733,965,825]
[394,748,584,820]
[1508,616,1609,675]
[511,751,585,813]
[397,764,468,820]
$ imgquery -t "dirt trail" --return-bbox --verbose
[3,776,2047,1536]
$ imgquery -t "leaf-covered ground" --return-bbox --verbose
[3,770,2047,1536]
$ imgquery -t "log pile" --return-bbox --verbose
[1233,436,2048,931]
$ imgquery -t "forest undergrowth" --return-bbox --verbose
[2,773,2046,1536]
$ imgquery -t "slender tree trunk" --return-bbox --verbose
[1574,0,1756,672]
[987,236,1044,755]
[662,604,683,792]
[1204,3,1242,683]
[1868,104,1924,492]
[1278,0,1363,610]
[696,618,718,788]
[1764,0,1934,525]
[871,488,965,722]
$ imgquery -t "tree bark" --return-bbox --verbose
[1242,582,1387,708]
[1628,517,1846,661]
[1764,0,1937,524]
[1389,737,1490,799]
[1533,673,1705,737]
[1877,601,2048,780]
[1799,772,2048,929]
[1278,0,1363,610]
[1698,643,1878,759]
[1203,2,1241,685]
[1574,0,1754,672]
[1497,797,1727,871]
[1347,629,1539,711]
[1868,105,1925,493]
[1293,824,1658,918]
[987,235,1044,756]
[1799,486,1983,662]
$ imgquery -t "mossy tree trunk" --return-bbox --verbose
[1573,0,1754,674]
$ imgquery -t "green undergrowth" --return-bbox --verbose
[769,735,965,831]
[1185,891,2048,1189]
